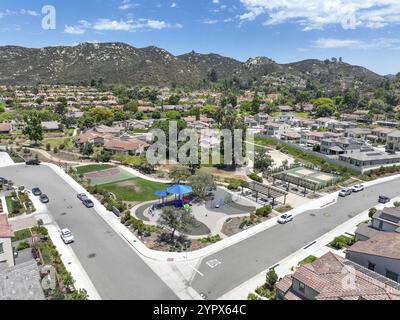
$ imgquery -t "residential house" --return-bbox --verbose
[320,137,368,155]
[346,232,400,283]
[327,121,357,133]
[93,125,124,135]
[278,105,294,113]
[104,137,149,155]
[339,151,400,173]
[254,113,270,125]
[0,214,14,267]
[41,121,62,131]
[0,123,13,134]
[386,130,400,152]
[281,131,301,143]
[263,122,289,138]
[371,127,396,143]
[244,116,258,127]
[300,131,343,147]
[315,117,336,129]
[279,113,296,125]
[276,252,400,300]
[345,128,372,140]
[375,120,400,128]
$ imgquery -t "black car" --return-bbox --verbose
[378,195,391,204]
[32,187,42,196]
[82,199,94,208]
[40,194,50,203]
[0,177,8,184]
[26,159,41,166]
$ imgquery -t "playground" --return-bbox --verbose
[134,186,257,237]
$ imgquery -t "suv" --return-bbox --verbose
[82,199,94,208]
[26,160,41,165]
[378,195,391,204]
[40,194,50,203]
[351,184,364,193]
[278,214,294,224]
[32,187,42,196]
[60,229,74,244]
[339,188,352,197]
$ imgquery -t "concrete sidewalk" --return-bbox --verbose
[0,152,14,167]
[219,195,400,300]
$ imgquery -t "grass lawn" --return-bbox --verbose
[98,178,167,201]
[12,228,32,242]
[5,196,14,214]
[42,137,74,149]
[75,164,116,175]
[112,154,144,167]
[298,255,317,266]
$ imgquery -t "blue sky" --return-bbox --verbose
[1,0,400,75]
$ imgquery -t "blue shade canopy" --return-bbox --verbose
[155,190,169,197]
[167,185,193,195]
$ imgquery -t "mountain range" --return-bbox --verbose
[0,42,387,90]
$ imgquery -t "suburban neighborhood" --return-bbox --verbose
[1,0,400,313]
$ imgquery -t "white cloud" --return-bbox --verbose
[213,0,220,4]
[65,18,183,34]
[313,37,400,49]
[202,19,219,24]
[171,2,177,8]
[119,0,139,10]
[239,0,400,30]
[0,8,39,18]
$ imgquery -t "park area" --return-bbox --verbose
[76,164,166,202]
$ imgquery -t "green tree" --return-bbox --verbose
[266,269,278,290]
[168,95,180,105]
[254,149,274,172]
[23,111,43,145]
[169,165,191,184]
[188,172,215,200]
[159,207,193,242]
[166,110,181,120]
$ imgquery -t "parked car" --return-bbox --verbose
[278,214,294,224]
[351,184,364,192]
[60,229,74,244]
[378,195,391,204]
[339,188,352,197]
[32,187,42,196]
[82,199,94,208]
[40,194,49,203]
[26,160,41,165]
[0,177,8,184]
[77,193,88,201]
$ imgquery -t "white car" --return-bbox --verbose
[278,214,294,224]
[60,229,74,244]
[351,184,365,192]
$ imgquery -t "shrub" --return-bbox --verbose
[46,143,51,151]
[255,205,272,217]
[248,293,261,300]
[369,208,377,218]
[328,235,356,250]
[53,147,58,154]
[227,179,242,190]
[248,173,263,183]
[394,202,400,208]
[17,240,30,251]
[200,235,221,244]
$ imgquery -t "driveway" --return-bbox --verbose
[190,177,400,299]
[0,164,177,300]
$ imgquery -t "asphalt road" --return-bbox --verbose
[0,164,177,300]
[191,177,400,299]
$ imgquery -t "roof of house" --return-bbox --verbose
[276,252,400,300]
[388,130,400,138]
[0,259,45,300]
[0,123,12,132]
[104,138,149,152]
[0,214,14,238]
[340,151,400,162]
[41,121,60,130]
[355,223,381,240]
[347,232,400,260]
[94,125,124,134]
[376,207,400,223]
[372,127,396,134]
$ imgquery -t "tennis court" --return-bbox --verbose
[284,167,337,187]
[85,167,136,186]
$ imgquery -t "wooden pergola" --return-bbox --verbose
[272,172,319,195]
[245,181,288,206]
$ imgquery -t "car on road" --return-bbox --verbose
[32,187,42,196]
[60,228,74,244]
[339,188,352,197]
[77,193,88,201]
[378,195,391,204]
[40,194,49,203]
[82,199,94,208]
[351,184,365,192]
[278,213,294,224]
[26,159,41,165]
[0,177,8,184]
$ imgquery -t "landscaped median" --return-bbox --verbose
[5,187,36,217]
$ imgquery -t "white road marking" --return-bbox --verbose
[206,259,221,269]
[190,265,204,277]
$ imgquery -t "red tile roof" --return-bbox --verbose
[0,214,14,238]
